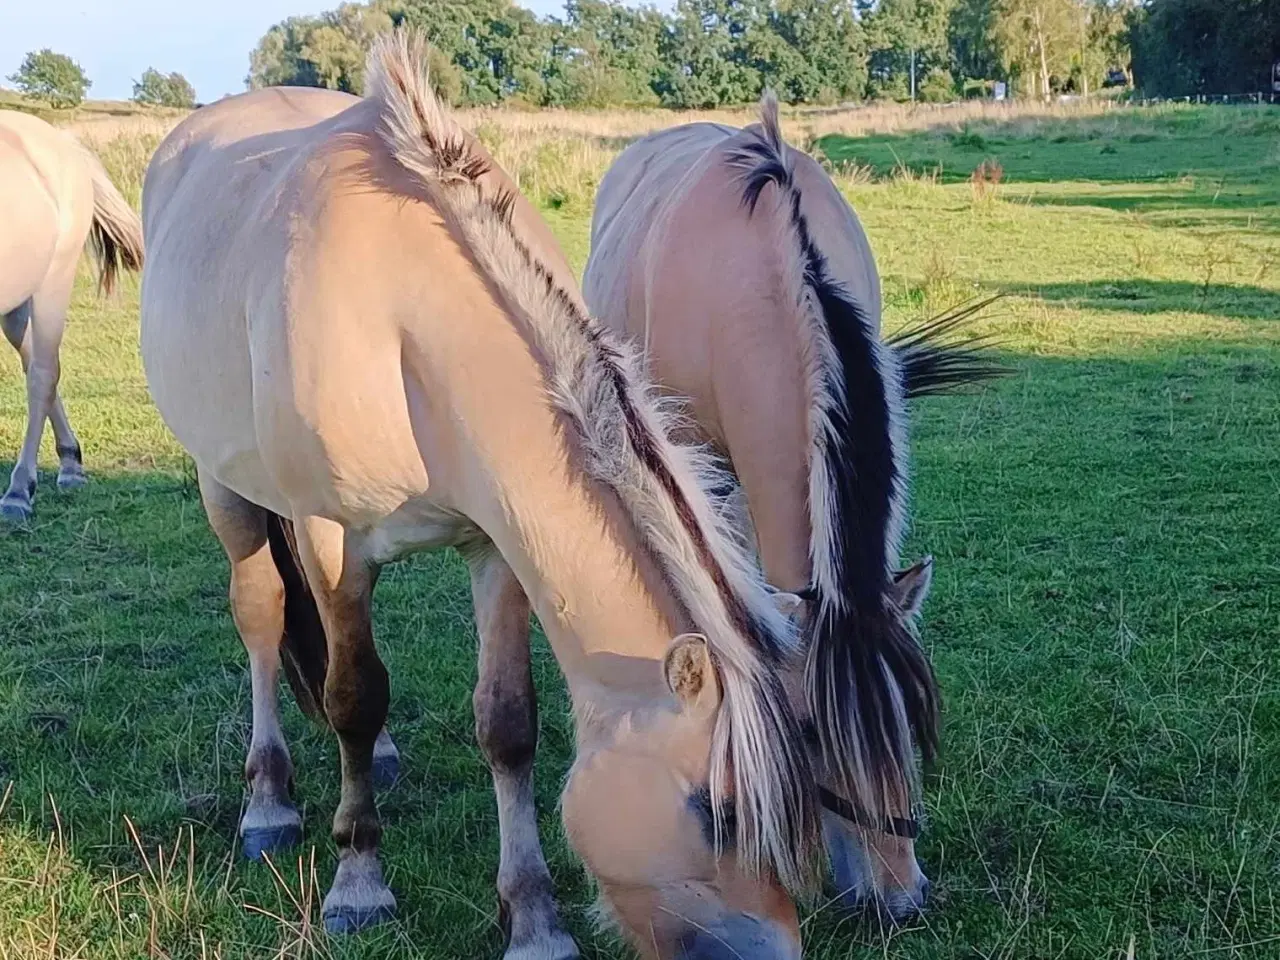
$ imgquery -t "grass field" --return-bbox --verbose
[1,101,1279,959]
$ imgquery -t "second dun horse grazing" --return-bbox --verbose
[133,31,922,958]
[583,94,999,920]
[0,110,144,522]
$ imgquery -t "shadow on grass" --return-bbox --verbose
[1004,278,1280,321]
[1016,188,1280,236]
[2,337,1280,956]
[816,105,1280,195]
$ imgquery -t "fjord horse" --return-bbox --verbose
[0,110,143,522]
[135,33,905,958]
[583,94,999,920]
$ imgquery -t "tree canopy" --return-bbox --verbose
[1130,0,1280,97]
[132,68,197,108]
[241,0,1268,108]
[8,49,91,108]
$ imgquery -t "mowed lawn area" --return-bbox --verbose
[1,104,1278,959]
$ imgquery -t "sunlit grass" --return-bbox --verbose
[1,103,1278,958]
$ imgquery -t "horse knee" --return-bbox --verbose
[323,648,389,739]
[475,679,537,775]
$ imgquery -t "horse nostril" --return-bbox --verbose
[918,877,932,906]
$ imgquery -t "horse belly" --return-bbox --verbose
[141,256,286,512]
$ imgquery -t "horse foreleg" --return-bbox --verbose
[199,474,303,860]
[469,546,579,960]
[294,515,395,934]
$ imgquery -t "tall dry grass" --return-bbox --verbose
[27,93,1121,214]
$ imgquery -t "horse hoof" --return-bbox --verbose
[57,472,88,491]
[504,935,581,960]
[241,823,303,861]
[322,903,395,935]
[0,499,32,524]
[372,752,399,787]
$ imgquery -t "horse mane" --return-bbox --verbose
[725,91,945,823]
[365,31,822,893]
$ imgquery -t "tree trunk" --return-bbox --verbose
[1035,8,1050,102]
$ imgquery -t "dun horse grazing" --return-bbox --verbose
[583,95,999,920]
[134,33,885,958]
[0,110,144,522]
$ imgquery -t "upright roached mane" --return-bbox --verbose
[725,93,942,823]
[366,33,823,891]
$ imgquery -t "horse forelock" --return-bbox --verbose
[364,30,822,892]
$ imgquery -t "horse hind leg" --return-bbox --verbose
[199,473,303,860]
[1,300,46,522]
[291,515,395,934]
[468,546,579,960]
[1,287,83,522]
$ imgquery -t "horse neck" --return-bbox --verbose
[496,461,690,734]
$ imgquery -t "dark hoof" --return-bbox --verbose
[0,500,32,524]
[323,903,395,934]
[241,823,302,861]
[57,472,88,491]
[372,752,399,787]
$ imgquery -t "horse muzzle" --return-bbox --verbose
[674,913,801,960]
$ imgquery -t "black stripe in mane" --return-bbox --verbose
[729,123,943,817]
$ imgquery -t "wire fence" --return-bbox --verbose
[1125,91,1280,106]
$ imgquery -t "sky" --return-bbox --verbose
[0,0,604,103]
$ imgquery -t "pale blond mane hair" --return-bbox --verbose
[365,30,822,892]
[724,94,937,825]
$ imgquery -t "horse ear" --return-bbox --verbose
[891,555,933,618]
[664,634,721,716]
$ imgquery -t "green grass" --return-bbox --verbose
[3,105,1280,958]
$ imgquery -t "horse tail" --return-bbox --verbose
[887,296,1009,399]
[264,513,330,724]
[83,149,144,296]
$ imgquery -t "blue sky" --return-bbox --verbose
[0,0,609,102]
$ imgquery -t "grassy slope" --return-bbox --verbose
[1,106,1278,959]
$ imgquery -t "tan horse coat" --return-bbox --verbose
[584,98,953,918]
[142,34,824,959]
[0,110,143,521]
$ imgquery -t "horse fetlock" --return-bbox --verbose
[56,447,87,490]
[240,751,302,861]
[499,888,580,960]
[322,850,395,934]
[245,742,294,794]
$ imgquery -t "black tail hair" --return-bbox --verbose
[887,296,1009,399]
[264,513,330,724]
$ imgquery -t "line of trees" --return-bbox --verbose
[6,0,1273,113]
[6,49,197,109]
[1131,0,1280,98]
[247,0,1146,108]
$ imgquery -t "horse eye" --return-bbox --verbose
[688,786,737,849]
